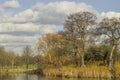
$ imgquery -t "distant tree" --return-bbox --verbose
[34,54,43,69]
[0,46,5,66]
[22,46,32,70]
[0,46,10,67]
[14,54,22,66]
[9,51,16,69]
[64,11,97,66]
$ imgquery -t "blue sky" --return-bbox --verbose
[0,0,119,54]
[0,0,119,13]
[0,0,119,16]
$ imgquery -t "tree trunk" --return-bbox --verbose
[109,45,116,79]
[11,61,14,70]
[48,53,52,64]
[26,63,28,71]
[77,48,81,66]
[26,57,29,71]
[81,37,85,67]
[81,54,85,66]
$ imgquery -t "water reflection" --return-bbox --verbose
[0,74,119,80]
[45,77,112,80]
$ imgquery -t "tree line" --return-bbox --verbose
[0,45,39,69]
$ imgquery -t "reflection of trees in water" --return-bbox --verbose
[25,74,28,80]
[37,74,47,80]
[37,74,41,80]
[0,74,18,80]
[0,74,118,80]
[45,77,117,80]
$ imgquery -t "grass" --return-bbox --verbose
[115,63,120,77]
[43,63,120,78]
[0,65,37,75]
[43,65,112,78]
[0,68,26,74]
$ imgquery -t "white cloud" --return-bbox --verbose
[0,1,98,24]
[0,35,37,43]
[0,34,38,54]
[33,1,94,14]
[101,11,120,19]
[31,1,98,25]
[0,7,4,12]
[0,23,56,53]
[3,0,20,9]
[0,23,56,34]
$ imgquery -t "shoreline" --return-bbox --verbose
[43,66,111,78]
[1,65,120,79]
[29,64,120,79]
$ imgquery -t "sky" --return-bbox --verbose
[0,0,120,54]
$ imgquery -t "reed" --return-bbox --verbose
[43,65,112,78]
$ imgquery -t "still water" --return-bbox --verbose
[0,74,118,80]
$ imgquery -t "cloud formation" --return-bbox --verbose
[0,23,56,34]
[101,11,120,19]
[3,0,20,9]
[0,1,97,24]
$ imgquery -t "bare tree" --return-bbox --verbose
[64,11,97,66]
[98,17,120,79]
[9,51,16,69]
[23,45,32,70]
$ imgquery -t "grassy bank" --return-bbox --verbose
[0,68,26,74]
[42,64,120,79]
[0,68,37,75]
[0,65,37,75]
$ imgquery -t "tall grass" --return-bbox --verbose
[43,65,112,78]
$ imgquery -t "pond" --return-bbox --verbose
[0,74,118,80]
